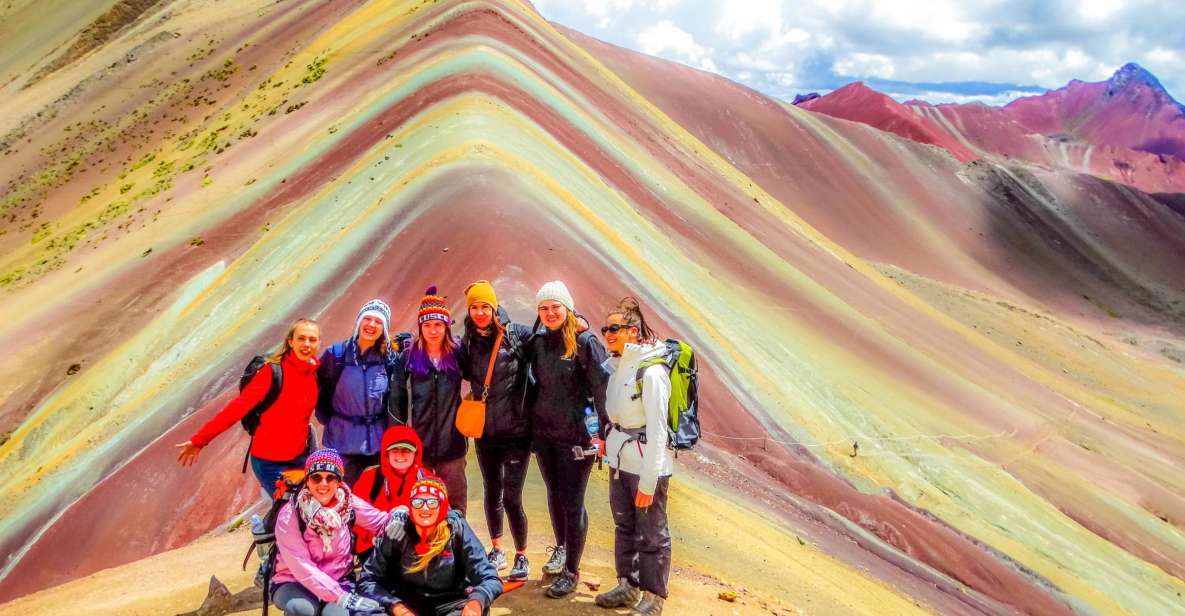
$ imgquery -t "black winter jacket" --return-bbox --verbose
[526,326,610,446]
[388,348,466,464]
[458,307,532,442]
[358,515,502,611]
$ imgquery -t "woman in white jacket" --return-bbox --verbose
[594,297,672,616]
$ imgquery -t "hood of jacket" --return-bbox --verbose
[379,425,425,491]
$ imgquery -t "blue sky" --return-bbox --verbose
[531,0,1184,106]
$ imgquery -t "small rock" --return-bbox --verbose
[66,363,82,375]
[583,580,601,591]
[719,590,737,602]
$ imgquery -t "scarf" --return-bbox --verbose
[296,486,351,552]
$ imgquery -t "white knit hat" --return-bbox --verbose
[355,299,391,343]
[536,280,575,312]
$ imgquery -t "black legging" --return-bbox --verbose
[475,439,531,550]
[534,440,594,575]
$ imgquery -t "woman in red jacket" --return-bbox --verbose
[352,424,427,556]
[177,318,322,495]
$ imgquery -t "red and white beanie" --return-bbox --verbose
[417,286,451,324]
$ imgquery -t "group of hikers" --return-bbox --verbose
[176,280,690,616]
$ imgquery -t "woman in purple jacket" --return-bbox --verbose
[271,449,391,616]
[317,299,399,486]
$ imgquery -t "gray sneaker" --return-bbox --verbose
[487,548,508,571]
[595,578,641,608]
[508,553,530,581]
[542,545,566,575]
[545,569,579,598]
[631,592,665,615]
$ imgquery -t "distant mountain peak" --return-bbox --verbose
[1104,62,1179,107]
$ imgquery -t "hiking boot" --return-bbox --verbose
[508,553,530,581]
[545,569,579,598]
[542,545,566,575]
[631,592,665,615]
[595,578,641,608]
[487,548,508,571]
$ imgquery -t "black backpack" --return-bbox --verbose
[237,356,283,473]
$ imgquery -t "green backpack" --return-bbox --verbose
[632,339,700,450]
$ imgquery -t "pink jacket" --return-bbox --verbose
[271,493,390,602]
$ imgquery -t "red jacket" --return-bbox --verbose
[353,425,426,552]
[191,352,319,461]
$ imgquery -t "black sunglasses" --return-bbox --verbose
[600,323,636,335]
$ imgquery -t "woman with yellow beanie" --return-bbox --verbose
[458,280,535,582]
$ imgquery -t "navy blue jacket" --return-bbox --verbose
[358,515,502,611]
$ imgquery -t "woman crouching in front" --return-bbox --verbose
[359,477,503,616]
[270,448,390,616]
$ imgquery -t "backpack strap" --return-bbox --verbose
[448,516,467,589]
[368,469,385,503]
[242,362,284,474]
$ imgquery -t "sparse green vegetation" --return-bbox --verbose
[301,54,329,85]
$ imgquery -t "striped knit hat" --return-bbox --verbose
[354,299,391,344]
[409,476,451,554]
[304,448,345,479]
[417,286,451,324]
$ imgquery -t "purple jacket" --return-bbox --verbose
[272,493,390,602]
[316,340,395,456]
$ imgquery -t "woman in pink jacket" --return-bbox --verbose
[271,448,391,616]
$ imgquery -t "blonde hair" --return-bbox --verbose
[561,311,578,359]
[266,318,320,364]
[405,522,452,574]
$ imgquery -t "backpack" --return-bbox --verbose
[238,356,283,473]
[244,472,359,616]
[632,339,700,450]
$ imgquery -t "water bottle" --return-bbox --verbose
[249,513,265,535]
[583,405,599,438]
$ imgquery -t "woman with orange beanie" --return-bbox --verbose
[458,280,533,581]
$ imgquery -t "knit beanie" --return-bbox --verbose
[417,286,451,324]
[536,280,575,312]
[304,448,345,478]
[354,298,391,342]
[464,280,498,311]
[409,476,450,555]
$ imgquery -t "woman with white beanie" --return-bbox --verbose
[527,280,610,598]
[316,299,399,486]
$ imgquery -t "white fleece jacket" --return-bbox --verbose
[604,341,673,494]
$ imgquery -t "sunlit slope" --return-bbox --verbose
[0,1,1183,614]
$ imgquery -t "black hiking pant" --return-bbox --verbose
[476,438,531,550]
[534,440,594,575]
[610,470,671,598]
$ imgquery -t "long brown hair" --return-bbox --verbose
[608,297,658,343]
[266,318,320,363]
[406,521,452,574]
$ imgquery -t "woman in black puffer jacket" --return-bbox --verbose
[458,280,534,581]
[389,286,468,517]
[527,280,609,599]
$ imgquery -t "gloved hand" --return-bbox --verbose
[384,506,410,542]
[335,591,382,613]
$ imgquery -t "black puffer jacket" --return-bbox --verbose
[527,326,610,446]
[459,307,532,442]
[388,347,466,464]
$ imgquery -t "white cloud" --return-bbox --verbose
[533,1,1185,104]
[833,52,896,79]
[715,0,783,41]
[638,20,719,72]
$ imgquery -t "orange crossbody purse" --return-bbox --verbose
[455,330,502,438]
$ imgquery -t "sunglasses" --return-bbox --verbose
[307,472,340,485]
[410,497,441,510]
[600,323,635,335]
